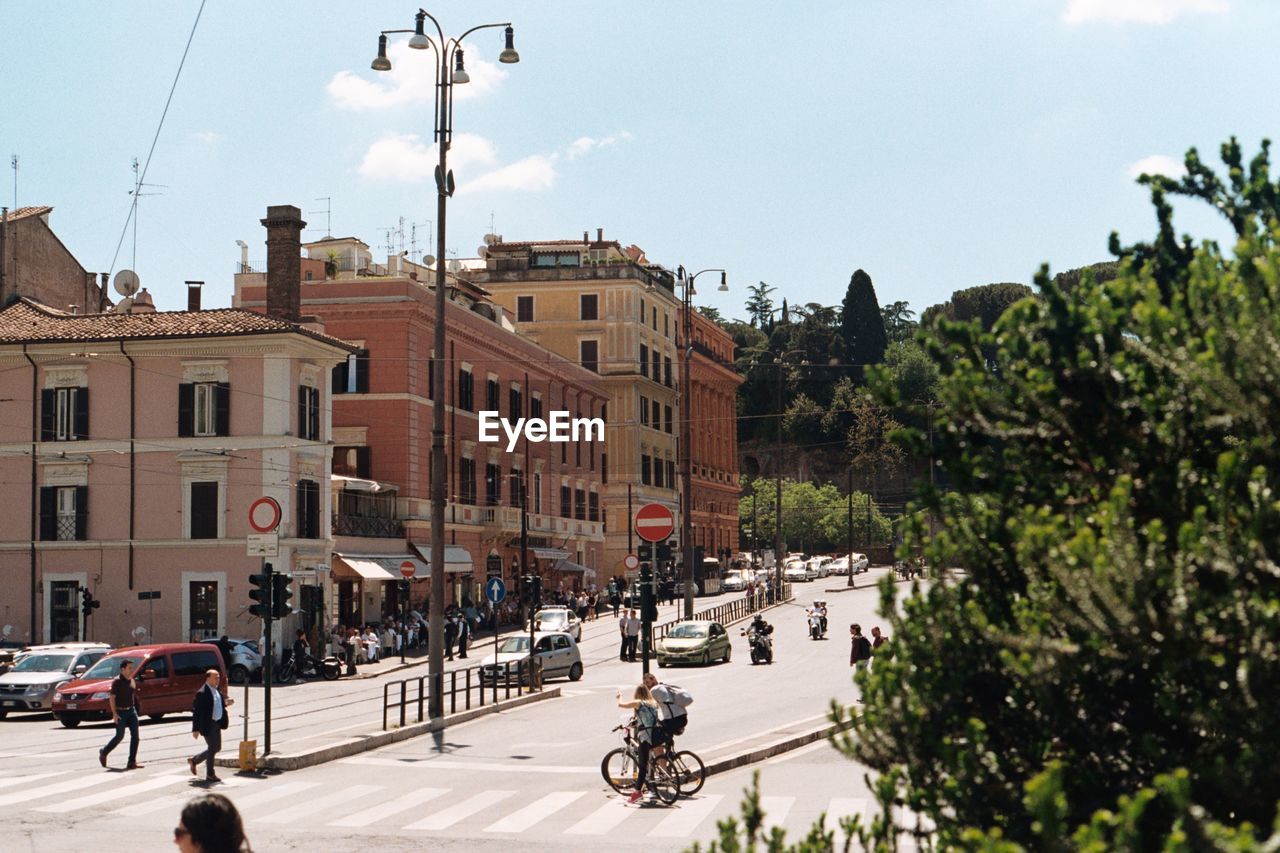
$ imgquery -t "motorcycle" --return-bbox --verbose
[275,649,341,682]
[742,626,774,665]
[807,611,827,640]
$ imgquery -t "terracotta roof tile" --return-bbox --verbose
[4,206,53,222]
[0,298,356,351]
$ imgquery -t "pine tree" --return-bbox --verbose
[839,269,887,382]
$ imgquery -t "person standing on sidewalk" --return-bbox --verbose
[850,623,872,702]
[99,659,142,770]
[188,669,232,783]
[624,609,642,662]
[444,615,458,661]
[456,613,471,659]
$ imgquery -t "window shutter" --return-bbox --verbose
[177,383,194,437]
[40,389,54,441]
[190,482,218,539]
[355,350,370,393]
[74,388,89,440]
[309,390,319,441]
[215,382,231,436]
[74,485,88,540]
[297,385,306,439]
[331,360,348,394]
[39,487,56,540]
[355,447,371,479]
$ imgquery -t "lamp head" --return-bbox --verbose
[717,271,729,292]
[452,49,470,84]
[371,34,392,71]
[409,12,431,49]
[498,25,520,63]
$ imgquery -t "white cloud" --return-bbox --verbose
[357,132,497,182]
[566,131,634,159]
[327,38,506,111]
[190,130,223,145]
[463,155,558,193]
[1064,0,1229,24]
[1127,154,1187,179]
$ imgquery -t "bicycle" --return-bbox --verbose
[601,723,702,801]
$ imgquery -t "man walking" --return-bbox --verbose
[444,614,458,661]
[456,614,471,659]
[624,609,642,662]
[618,608,630,661]
[99,659,142,770]
[850,623,872,702]
[188,669,231,782]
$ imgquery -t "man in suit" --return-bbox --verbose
[188,669,232,782]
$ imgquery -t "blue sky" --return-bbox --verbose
[2,0,1276,317]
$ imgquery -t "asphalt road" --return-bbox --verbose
[3,569,909,852]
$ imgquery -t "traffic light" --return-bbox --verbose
[522,574,541,607]
[272,573,294,619]
[639,564,658,622]
[79,586,100,618]
[248,568,272,619]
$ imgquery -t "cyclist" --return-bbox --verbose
[643,672,690,745]
[617,683,667,804]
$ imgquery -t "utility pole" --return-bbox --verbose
[847,468,856,588]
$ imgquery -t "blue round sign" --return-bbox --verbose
[485,577,506,604]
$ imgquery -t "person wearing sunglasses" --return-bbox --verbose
[173,792,251,852]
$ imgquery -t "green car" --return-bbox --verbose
[656,620,731,667]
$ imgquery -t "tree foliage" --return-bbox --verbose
[840,269,889,382]
[745,281,778,328]
[740,477,892,553]
[881,300,917,344]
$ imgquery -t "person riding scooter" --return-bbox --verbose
[809,599,828,636]
[742,614,775,664]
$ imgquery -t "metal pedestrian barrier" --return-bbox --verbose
[381,657,541,731]
[653,583,792,640]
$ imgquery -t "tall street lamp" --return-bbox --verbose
[677,265,727,621]
[369,8,519,719]
[772,349,806,599]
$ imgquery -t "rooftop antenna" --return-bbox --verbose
[308,196,332,237]
[127,157,166,271]
[9,155,16,209]
[488,210,496,236]
[409,220,431,260]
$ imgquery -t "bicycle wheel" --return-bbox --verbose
[648,763,680,805]
[673,750,706,796]
[601,748,636,794]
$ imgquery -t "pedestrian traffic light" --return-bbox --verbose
[271,573,294,619]
[79,586,100,618]
[248,569,272,619]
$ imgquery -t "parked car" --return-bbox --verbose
[656,620,731,667]
[200,637,263,684]
[51,643,227,728]
[828,556,850,575]
[531,607,582,642]
[850,553,870,574]
[721,572,747,592]
[0,644,111,718]
[480,631,583,683]
[784,563,810,583]
[806,557,831,579]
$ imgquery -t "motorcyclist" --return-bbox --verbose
[809,600,828,635]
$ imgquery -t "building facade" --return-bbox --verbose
[687,309,743,565]
[471,232,683,577]
[234,224,607,624]
[0,206,108,313]
[0,292,353,649]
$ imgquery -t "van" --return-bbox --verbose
[50,643,227,728]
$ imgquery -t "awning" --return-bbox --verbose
[532,547,569,560]
[332,554,409,581]
[551,559,595,579]
[330,474,384,493]
[410,544,474,574]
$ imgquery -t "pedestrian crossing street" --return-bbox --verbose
[0,765,927,845]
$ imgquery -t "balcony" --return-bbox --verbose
[332,513,404,538]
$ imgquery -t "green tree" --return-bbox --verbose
[881,340,939,406]
[881,300,917,344]
[696,305,724,324]
[840,269,888,383]
[745,281,777,328]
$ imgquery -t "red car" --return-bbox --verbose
[51,643,227,728]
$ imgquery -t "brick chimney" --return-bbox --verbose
[185,280,203,311]
[261,204,306,322]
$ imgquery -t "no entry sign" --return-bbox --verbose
[248,497,282,533]
[400,560,416,579]
[634,503,675,542]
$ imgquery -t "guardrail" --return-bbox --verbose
[653,583,792,640]
[381,658,542,731]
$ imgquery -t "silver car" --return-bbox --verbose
[0,644,110,717]
[481,631,583,683]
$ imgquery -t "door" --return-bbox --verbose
[49,581,80,643]
[188,581,219,640]
[337,581,355,627]
[534,636,556,676]
[136,655,173,714]
[552,634,573,676]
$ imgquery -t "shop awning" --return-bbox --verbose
[552,559,594,578]
[532,547,569,560]
[333,554,405,581]
[410,544,474,574]
[331,474,384,493]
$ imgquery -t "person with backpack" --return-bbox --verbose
[850,623,873,702]
[643,672,692,743]
[617,684,665,804]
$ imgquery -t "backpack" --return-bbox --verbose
[635,702,659,732]
[664,684,694,709]
[856,636,872,660]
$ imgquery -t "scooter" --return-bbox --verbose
[807,611,827,640]
[743,627,774,664]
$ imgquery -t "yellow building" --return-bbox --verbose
[474,231,681,578]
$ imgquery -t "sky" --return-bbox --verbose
[2,0,1277,318]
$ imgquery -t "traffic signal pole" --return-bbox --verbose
[249,561,274,756]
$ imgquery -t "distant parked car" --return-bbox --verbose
[721,572,747,592]
[200,637,263,685]
[850,553,870,574]
[0,644,111,718]
[784,564,809,583]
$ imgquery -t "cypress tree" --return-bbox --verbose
[840,269,888,382]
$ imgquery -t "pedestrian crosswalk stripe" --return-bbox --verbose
[113,776,253,816]
[0,770,68,790]
[484,791,585,833]
[404,789,516,831]
[826,797,873,846]
[258,784,381,825]
[0,771,146,807]
[564,797,634,835]
[328,787,449,828]
[648,794,724,837]
[760,795,795,831]
[35,774,190,814]
[223,780,321,812]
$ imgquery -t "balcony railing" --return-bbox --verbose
[332,514,404,538]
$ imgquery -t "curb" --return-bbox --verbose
[703,715,857,777]
[218,687,561,772]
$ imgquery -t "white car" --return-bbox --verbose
[481,631,583,683]
[531,607,582,642]
[806,557,831,579]
[828,557,850,575]
[201,638,263,684]
[850,553,870,574]
[0,644,111,717]
[721,572,747,592]
[784,563,810,583]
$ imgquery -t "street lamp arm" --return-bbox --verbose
[686,268,726,283]
[451,21,514,53]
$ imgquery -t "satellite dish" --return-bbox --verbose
[483,233,499,246]
[114,269,140,297]
[114,297,134,313]
[477,246,488,258]
[448,259,461,273]
[423,255,436,267]
[132,626,147,639]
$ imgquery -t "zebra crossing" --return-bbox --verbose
[0,766,918,845]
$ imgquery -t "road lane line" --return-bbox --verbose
[258,784,381,824]
[328,787,449,828]
[224,780,321,812]
[760,795,795,831]
[404,789,516,831]
[564,797,635,835]
[0,770,69,789]
[699,714,829,756]
[483,791,585,833]
[112,776,253,815]
[35,773,190,813]
[648,794,724,837]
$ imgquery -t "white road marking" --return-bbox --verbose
[404,789,516,831]
[564,797,635,835]
[35,773,190,813]
[113,776,253,816]
[648,793,724,837]
[0,770,69,789]
[258,784,381,824]
[328,787,449,828]
[827,797,874,846]
[223,780,321,811]
[0,771,161,807]
[343,756,597,774]
[483,790,585,832]
[760,795,795,830]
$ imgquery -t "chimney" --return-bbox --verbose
[130,287,156,314]
[597,227,603,242]
[99,272,109,311]
[185,280,203,311]
[261,204,306,322]
[583,230,589,244]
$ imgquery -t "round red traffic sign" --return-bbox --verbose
[623,554,640,570]
[248,497,282,533]
[400,560,416,579]
[634,503,675,542]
